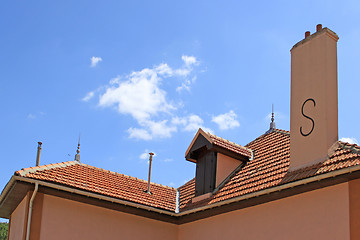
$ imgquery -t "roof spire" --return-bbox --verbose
[266,104,276,134]
[270,104,276,131]
[75,134,81,162]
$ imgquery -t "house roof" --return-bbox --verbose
[2,128,360,219]
[179,129,360,211]
[15,161,177,212]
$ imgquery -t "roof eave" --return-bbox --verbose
[178,163,360,217]
[7,176,178,216]
[2,164,360,222]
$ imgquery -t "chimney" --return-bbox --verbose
[35,142,42,166]
[290,25,339,171]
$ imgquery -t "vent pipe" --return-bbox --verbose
[35,142,42,167]
[146,152,154,194]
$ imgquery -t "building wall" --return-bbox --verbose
[179,183,350,240]
[216,153,241,188]
[36,194,177,240]
[8,182,355,240]
[8,193,28,240]
[349,178,360,240]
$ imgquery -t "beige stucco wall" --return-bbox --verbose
[37,194,177,240]
[179,183,350,240]
[216,153,241,187]
[349,178,360,240]
[8,181,354,240]
[8,193,28,240]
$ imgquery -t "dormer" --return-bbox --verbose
[185,129,253,197]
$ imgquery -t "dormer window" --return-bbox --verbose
[185,129,253,197]
[194,151,217,196]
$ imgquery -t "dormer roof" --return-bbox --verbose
[185,128,253,163]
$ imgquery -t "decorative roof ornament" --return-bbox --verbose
[266,104,276,134]
[75,134,81,162]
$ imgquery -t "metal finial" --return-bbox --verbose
[75,134,81,162]
[266,104,276,134]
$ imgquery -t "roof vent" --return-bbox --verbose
[145,152,154,194]
[35,142,42,166]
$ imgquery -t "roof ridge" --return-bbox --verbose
[273,128,290,135]
[16,161,80,176]
[78,162,176,190]
[245,128,289,147]
[207,132,252,153]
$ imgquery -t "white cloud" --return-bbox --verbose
[176,76,197,93]
[340,137,359,145]
[27,113,36,119]
[182,55,198,67]
[164,158,173,162]
[143,119,177,138]
[155,63,173,76]
[82,91,94,102]
[172,114,212,133]
[171,116,187,126]
[90,56,102,67]
[99,67,175,121]
[128,128,152,140]
[27,112,46,120]
[184,115,205,132]
[212,110,240,130]
[127,119,177,140]
[94,56,201,140]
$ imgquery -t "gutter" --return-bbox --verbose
[177,163,360,216]
[2,163,360,220]
[11,176,178,217]
[25,182,38,240]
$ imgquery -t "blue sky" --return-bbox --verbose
[1,1,360,221]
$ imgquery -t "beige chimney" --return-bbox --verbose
[290,25,339,171]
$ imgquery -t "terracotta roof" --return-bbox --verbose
[15,161,176,212]
[208,133,253,158]
[179,129,360,211]
[11,129,360,214]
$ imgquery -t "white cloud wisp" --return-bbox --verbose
[212,110,240,130]
[90,56,102,67]
[82,91,94,102]
[340,137,359,145]
[172,115,213,133]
